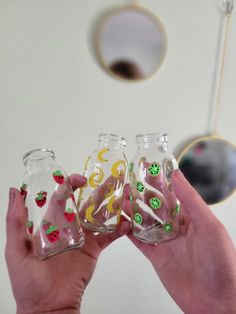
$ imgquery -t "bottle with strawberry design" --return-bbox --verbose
[21,148,85,260]
[129,133,181,244]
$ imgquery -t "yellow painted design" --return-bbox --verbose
[97,148,109,162]
[111,160,126,178]
[85,204,95,223]
[105,186,114,199]
[78,188,84,201]
[88,167,104,188]
[107,195,116,213]
[117,208,121,224]
[84,156,91,171]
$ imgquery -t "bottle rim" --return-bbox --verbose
[136,133,168,144]
[23,148,55,165]
[98,133,126,146]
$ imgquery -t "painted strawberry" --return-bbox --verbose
[35,191,47,207]
[20,183,27,200]
[42,220,51,231]
[27,220,34,234]
[46,225,60,243]
[53,170,65,184]
[64,208,76,223]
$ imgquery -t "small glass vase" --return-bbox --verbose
[78,134,128,233]
[129,133,181,244]
[21,148,85,260]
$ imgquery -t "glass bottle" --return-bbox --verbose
[21,148,85,260]
[129,133,181,244]
[78,134,128,232]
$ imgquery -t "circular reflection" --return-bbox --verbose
[96,6,167,81]
[178,137,236,205]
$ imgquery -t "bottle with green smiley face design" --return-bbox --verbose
[129,133,181,244]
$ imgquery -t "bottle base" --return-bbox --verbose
[82,222,116,233]
[35,237,85,261]
[132,229,179,245]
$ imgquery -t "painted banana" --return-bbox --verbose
[89,167,104,188]
[107,195,116,213]
[105,186,114,199]
[97,148,109,162]
[111,160,126,178]
[84,156,91,171]
[85,204,95,223]
[117,208,121,224]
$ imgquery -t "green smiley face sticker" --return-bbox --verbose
[175,202,181,214]
[148,163,161,176]
[163,222,173,233]
[134,213,142,225]
[149,197,161,209]
[136,181,144,193]
[129,162,134,172]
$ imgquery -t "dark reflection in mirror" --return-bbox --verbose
[109,59,144,80]
[179,138,236,205]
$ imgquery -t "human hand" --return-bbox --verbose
[5,174,130,314]
[123,170,236,314]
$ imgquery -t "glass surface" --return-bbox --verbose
[96,6,167,81]
[179,137,236,205]
[78,134,128,233]
[21,148,85,260]
[129,133,181,244]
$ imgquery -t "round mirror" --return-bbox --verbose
[178,137,236,205]
[96,5,167,81]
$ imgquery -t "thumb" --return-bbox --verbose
[5,188,29,259]
[172,170,219,225]
[96,218,130,250]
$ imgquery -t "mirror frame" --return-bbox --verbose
[177,135,236,205]
[95,4,168,82]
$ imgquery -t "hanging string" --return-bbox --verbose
[212,0,234,135]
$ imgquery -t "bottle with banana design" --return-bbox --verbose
[78,134,128,232]
[129,133,181,244]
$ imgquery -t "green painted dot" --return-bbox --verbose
[163,222,173,233]
[175,202,181,214]
[129,162,134,172]
[130,195,133,203]
[136,181,144,192]
[149,197,161,209]
[134,213,142,225]
[148,163,161,176]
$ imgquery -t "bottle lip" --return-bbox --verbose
[98,133,126,146]
[23,148,55,165]
[136,133,168,144]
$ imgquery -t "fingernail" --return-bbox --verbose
[9,188,16,209]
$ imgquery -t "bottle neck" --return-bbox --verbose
[98,140,125,151]
[23,149,55,170]
[136,133,168,152]
[98,133,126,151]
[137,141,168,152]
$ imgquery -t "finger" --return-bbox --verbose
[5,188,29,258]
[96,218,130,250]
[122,198,132,216]
[126,231,155,259]
[172,170,219,224]
[68,174,87,191]
[123,184,131,198]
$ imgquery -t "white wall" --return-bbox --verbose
[0,0,235,313]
